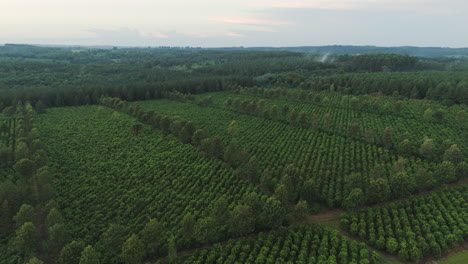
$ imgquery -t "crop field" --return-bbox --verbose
[182,225,381,264]
[340,185,468,262]
[136,99,447,207]
[36,106,272,246]
[195,90,467,158]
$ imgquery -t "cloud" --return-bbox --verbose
[209,17,294,26]
[225,32,245,37]
[153,32,169,38]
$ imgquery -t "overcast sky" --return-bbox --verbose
[1,0,467,47]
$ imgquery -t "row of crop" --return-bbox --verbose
[135,99,464,209]
[159,95,465,206]
[181,225,381,264]
[36,105,285,262]
[340,185,467,262]
[240,87,466,124]
[201,91,466,159]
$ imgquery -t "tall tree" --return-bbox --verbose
[79,246,100,264]
[382,127,393,148]
[59,241,85,264]
[121,234,145,264]
[343,188,364,210]
[229,205,255,236]
[444,144,464,164]
[13,204,35,228]
[12,222,38,258]
[141,218,165,257]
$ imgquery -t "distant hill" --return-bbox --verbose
[4,43,468,57]
[241,45,468,58]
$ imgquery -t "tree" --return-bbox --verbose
[370,164,386,179]
[275,184,289,205]
[59,241,85,264]
[242,155,259,183]
[294,200,309,221]
[444,144,463,164]
[194,217,218,244]
[419,137,434,159]
[48,223,69,254]
[211,197,230,233]
[26,258,44,264]
[270,105,279,120]
[15,141,29,161]
[121,234,145,264]
[191,129,207,146]
[343,188,364,210]
[258,197,286,229]
[382,127,393,148]
[12,222,38,257]
[200,137,223,159]
[437,161,457,183]
[300,179,318,203]
[100,224,126,260]
[260,169,273,191]
[398,139,411,154]
[423,108,433,122]
[13,204,35,228]
[181,213,195,243]
[160,116,170,135]
[281,105,290,116]
[368,178,390,203]
[13,158,35,180]
[414,166,434,190]
[389,171,415,197]
[179,121,195,144]
[347,119,361,137]
[433,108,446,123]
[289,109,298,124]
[167,234,177,264]
[229,205,255,236]
[46,208,64,228]
[0,144,12,168]
[364,129,376,144]
[455,110,465,125]
[224,140,241,167]
[131,124,143,136]
[79,245,100,264]
[227,120,238,136]
[141,218,165,257]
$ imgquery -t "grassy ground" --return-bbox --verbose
[439,250,468,264]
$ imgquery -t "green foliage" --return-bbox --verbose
[79,245,100,264]
[12,222,38,257]
[141,219,166,257]
[59,241,85,264]
[229,204,255,237]
[37,106,270,250]
[341,185,467,261]
[26,258,44,264]
[185,225,377,263]
[13,204,35,228]
[121,234,145,264]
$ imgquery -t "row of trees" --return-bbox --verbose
[221,91,466,163]
[185,225,381,264]
[0,103,75,263]
[341,185,467,261]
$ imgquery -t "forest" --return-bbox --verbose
[0,45,466,264]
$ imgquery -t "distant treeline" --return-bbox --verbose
[1,45,467,109]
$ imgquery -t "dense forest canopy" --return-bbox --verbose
[1,45,468,110]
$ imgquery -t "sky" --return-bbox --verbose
[0,0,467,47]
